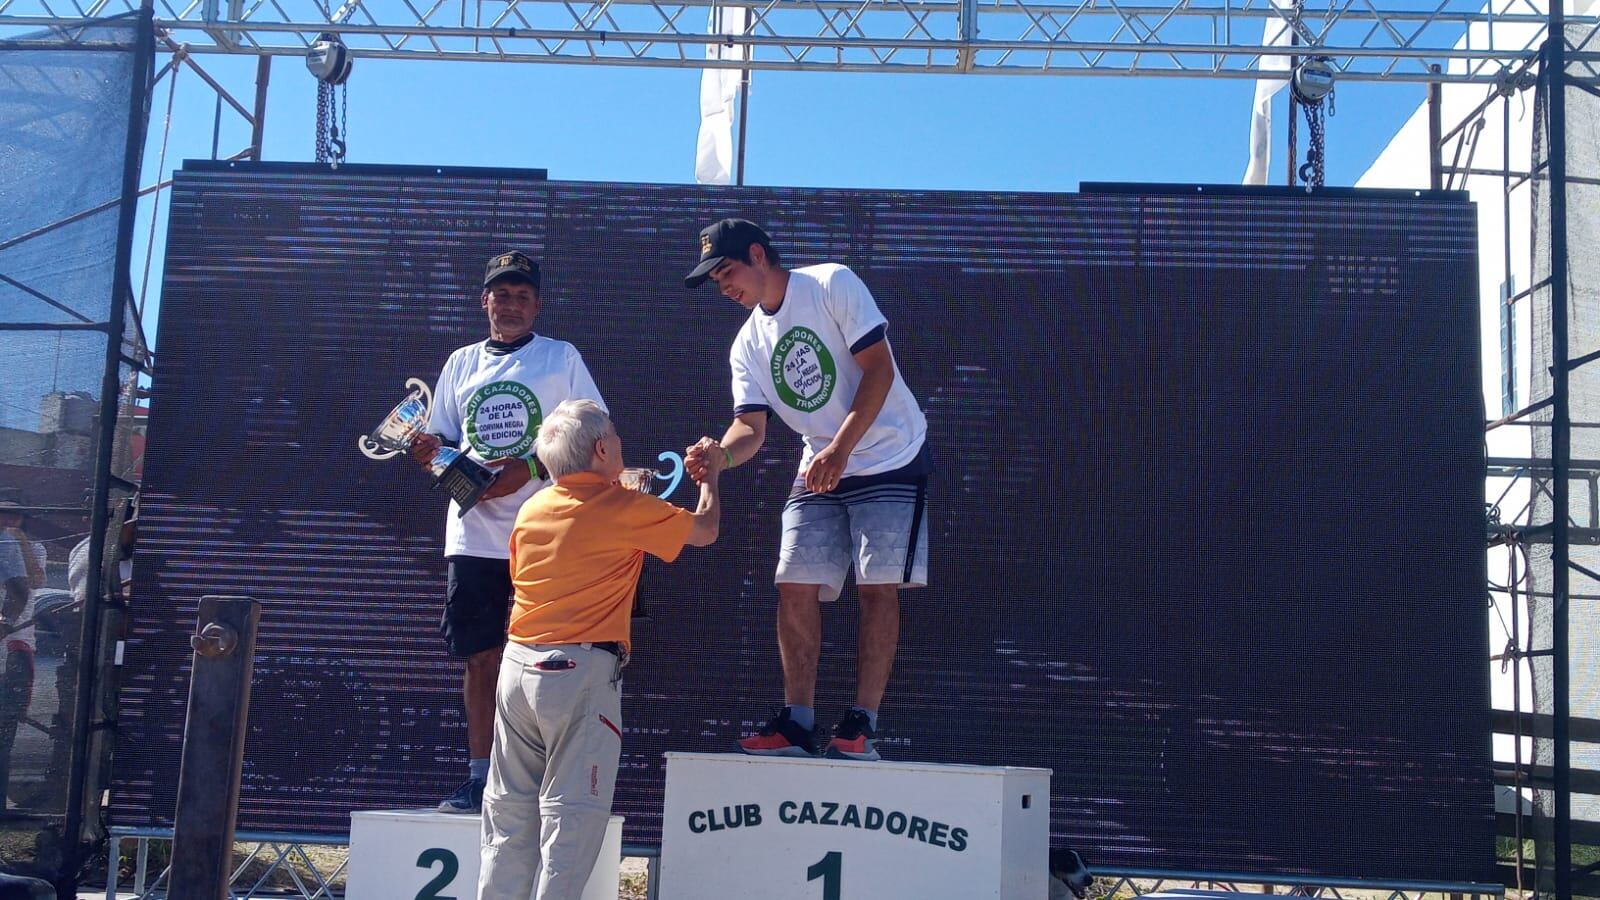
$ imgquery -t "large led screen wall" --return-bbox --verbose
[112,162,1493,884]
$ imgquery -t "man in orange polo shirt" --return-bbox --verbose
[478,400,724,900]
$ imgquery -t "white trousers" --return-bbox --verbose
[478,641,622,900]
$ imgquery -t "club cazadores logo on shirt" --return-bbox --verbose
[772,327,837,412]
[464,381,541,459]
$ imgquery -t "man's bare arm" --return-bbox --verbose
[684,438,725,547]
[719,411,767,469]
[802,340,894,493]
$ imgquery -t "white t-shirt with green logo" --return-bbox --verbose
[431,335,605,558]
[730,263,926,479]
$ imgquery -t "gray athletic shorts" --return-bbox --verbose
[776,446,931,602]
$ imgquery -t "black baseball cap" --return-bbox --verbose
[684,219,772,288]
[483,251,540,289]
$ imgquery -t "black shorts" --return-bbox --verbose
[442,555,514,658]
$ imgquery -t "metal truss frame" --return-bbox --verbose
[1464,31,1545,900]
[1484,453,1600,896]
[1476,21,1600,898]
[1,0,1597,82]
[105,827,348,899]
[1106,873,1504,898]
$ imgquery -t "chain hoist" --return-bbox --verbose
[1292,56,1335,188]
[307,33,352,165]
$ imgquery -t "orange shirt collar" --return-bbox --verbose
[554,470,610,488]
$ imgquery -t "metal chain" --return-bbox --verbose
[314,80,349,165]
[1299,97,1326,188]
[336,81,348,163]
[315,80,332,163]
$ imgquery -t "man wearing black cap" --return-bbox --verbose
[683,220,930,762]
[411,251,606,813]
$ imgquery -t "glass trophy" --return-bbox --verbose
[617,467,659,495]
[359,378,500,515]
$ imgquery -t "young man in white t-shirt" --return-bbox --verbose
[683,219,930,762]
[410,251,606,812]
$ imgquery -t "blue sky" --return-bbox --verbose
[145,55,1431,187]
[126,55,1435,345]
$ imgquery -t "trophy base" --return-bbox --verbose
[431,449,500,515]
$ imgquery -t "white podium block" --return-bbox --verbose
[346,809,623,900]
[660,752,1051,900]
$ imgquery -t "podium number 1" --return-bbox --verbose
[807,851,841,900]
[416,847,458,900]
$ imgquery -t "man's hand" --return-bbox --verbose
[684,437,723,484]
[479,457,533,500]
[696,437,726,481]
[802,442,848,493]
[410,433,442,468]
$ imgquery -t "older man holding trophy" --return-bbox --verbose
[366,250,606,815]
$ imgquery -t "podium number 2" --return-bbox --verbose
[416,847,458,900]
[807,851,841,900]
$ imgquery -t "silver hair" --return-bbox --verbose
[535,399,612,478]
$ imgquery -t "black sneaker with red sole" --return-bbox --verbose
[823,709,881,761]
